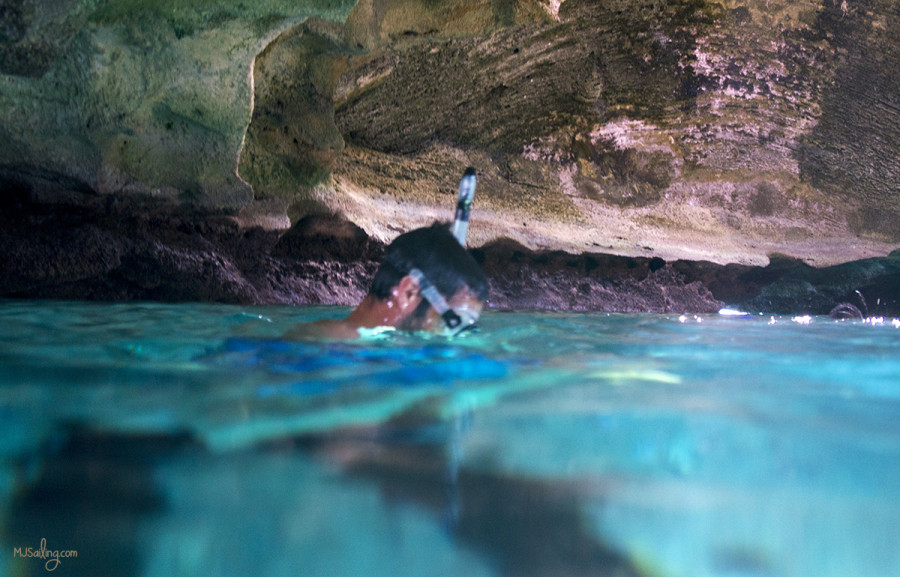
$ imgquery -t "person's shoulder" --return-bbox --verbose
[283,319,362,341]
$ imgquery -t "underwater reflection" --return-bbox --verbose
[9,431,192,577]
[7,424,640,577]
[294,420,642,577]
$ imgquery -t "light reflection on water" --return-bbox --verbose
[1,300,899,577]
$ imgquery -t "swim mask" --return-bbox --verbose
[408,268,479,337]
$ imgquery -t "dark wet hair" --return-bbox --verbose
[369,222,489,307]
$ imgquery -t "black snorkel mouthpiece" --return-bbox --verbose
[441,309,463,329]
[451,167,477,246]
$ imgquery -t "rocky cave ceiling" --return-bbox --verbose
[2,0,899,266]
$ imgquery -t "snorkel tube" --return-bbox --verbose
[409,166,478,337]
[451,167,477,246]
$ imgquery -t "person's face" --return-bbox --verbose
[400,284,484,336]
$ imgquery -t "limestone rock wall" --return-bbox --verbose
[323,0,900,266]
[2,0,900,312]
[0,0,354,211]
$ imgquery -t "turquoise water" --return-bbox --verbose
[2,300,900,577]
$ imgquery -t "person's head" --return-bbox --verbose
[369,222,488,335]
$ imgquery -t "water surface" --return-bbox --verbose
[2,300,899,577]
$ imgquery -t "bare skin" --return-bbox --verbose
[284,274,484,340]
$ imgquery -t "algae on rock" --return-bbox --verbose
[0,0,355,211]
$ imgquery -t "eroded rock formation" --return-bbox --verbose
[2,0,899,313]
[0,0,355,211]
[322,0,900,265]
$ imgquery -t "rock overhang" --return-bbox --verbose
[2,0,899,272]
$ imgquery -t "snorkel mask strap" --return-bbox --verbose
[450,167,477,246]
[408,268,461,326]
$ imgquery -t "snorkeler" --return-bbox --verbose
[286,169,488,340]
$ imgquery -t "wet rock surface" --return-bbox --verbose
[3,202,898,317]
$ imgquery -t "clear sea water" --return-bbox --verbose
[2,300,899,577]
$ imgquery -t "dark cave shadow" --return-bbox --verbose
[7,423,642,577]
[6,429,194,577]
